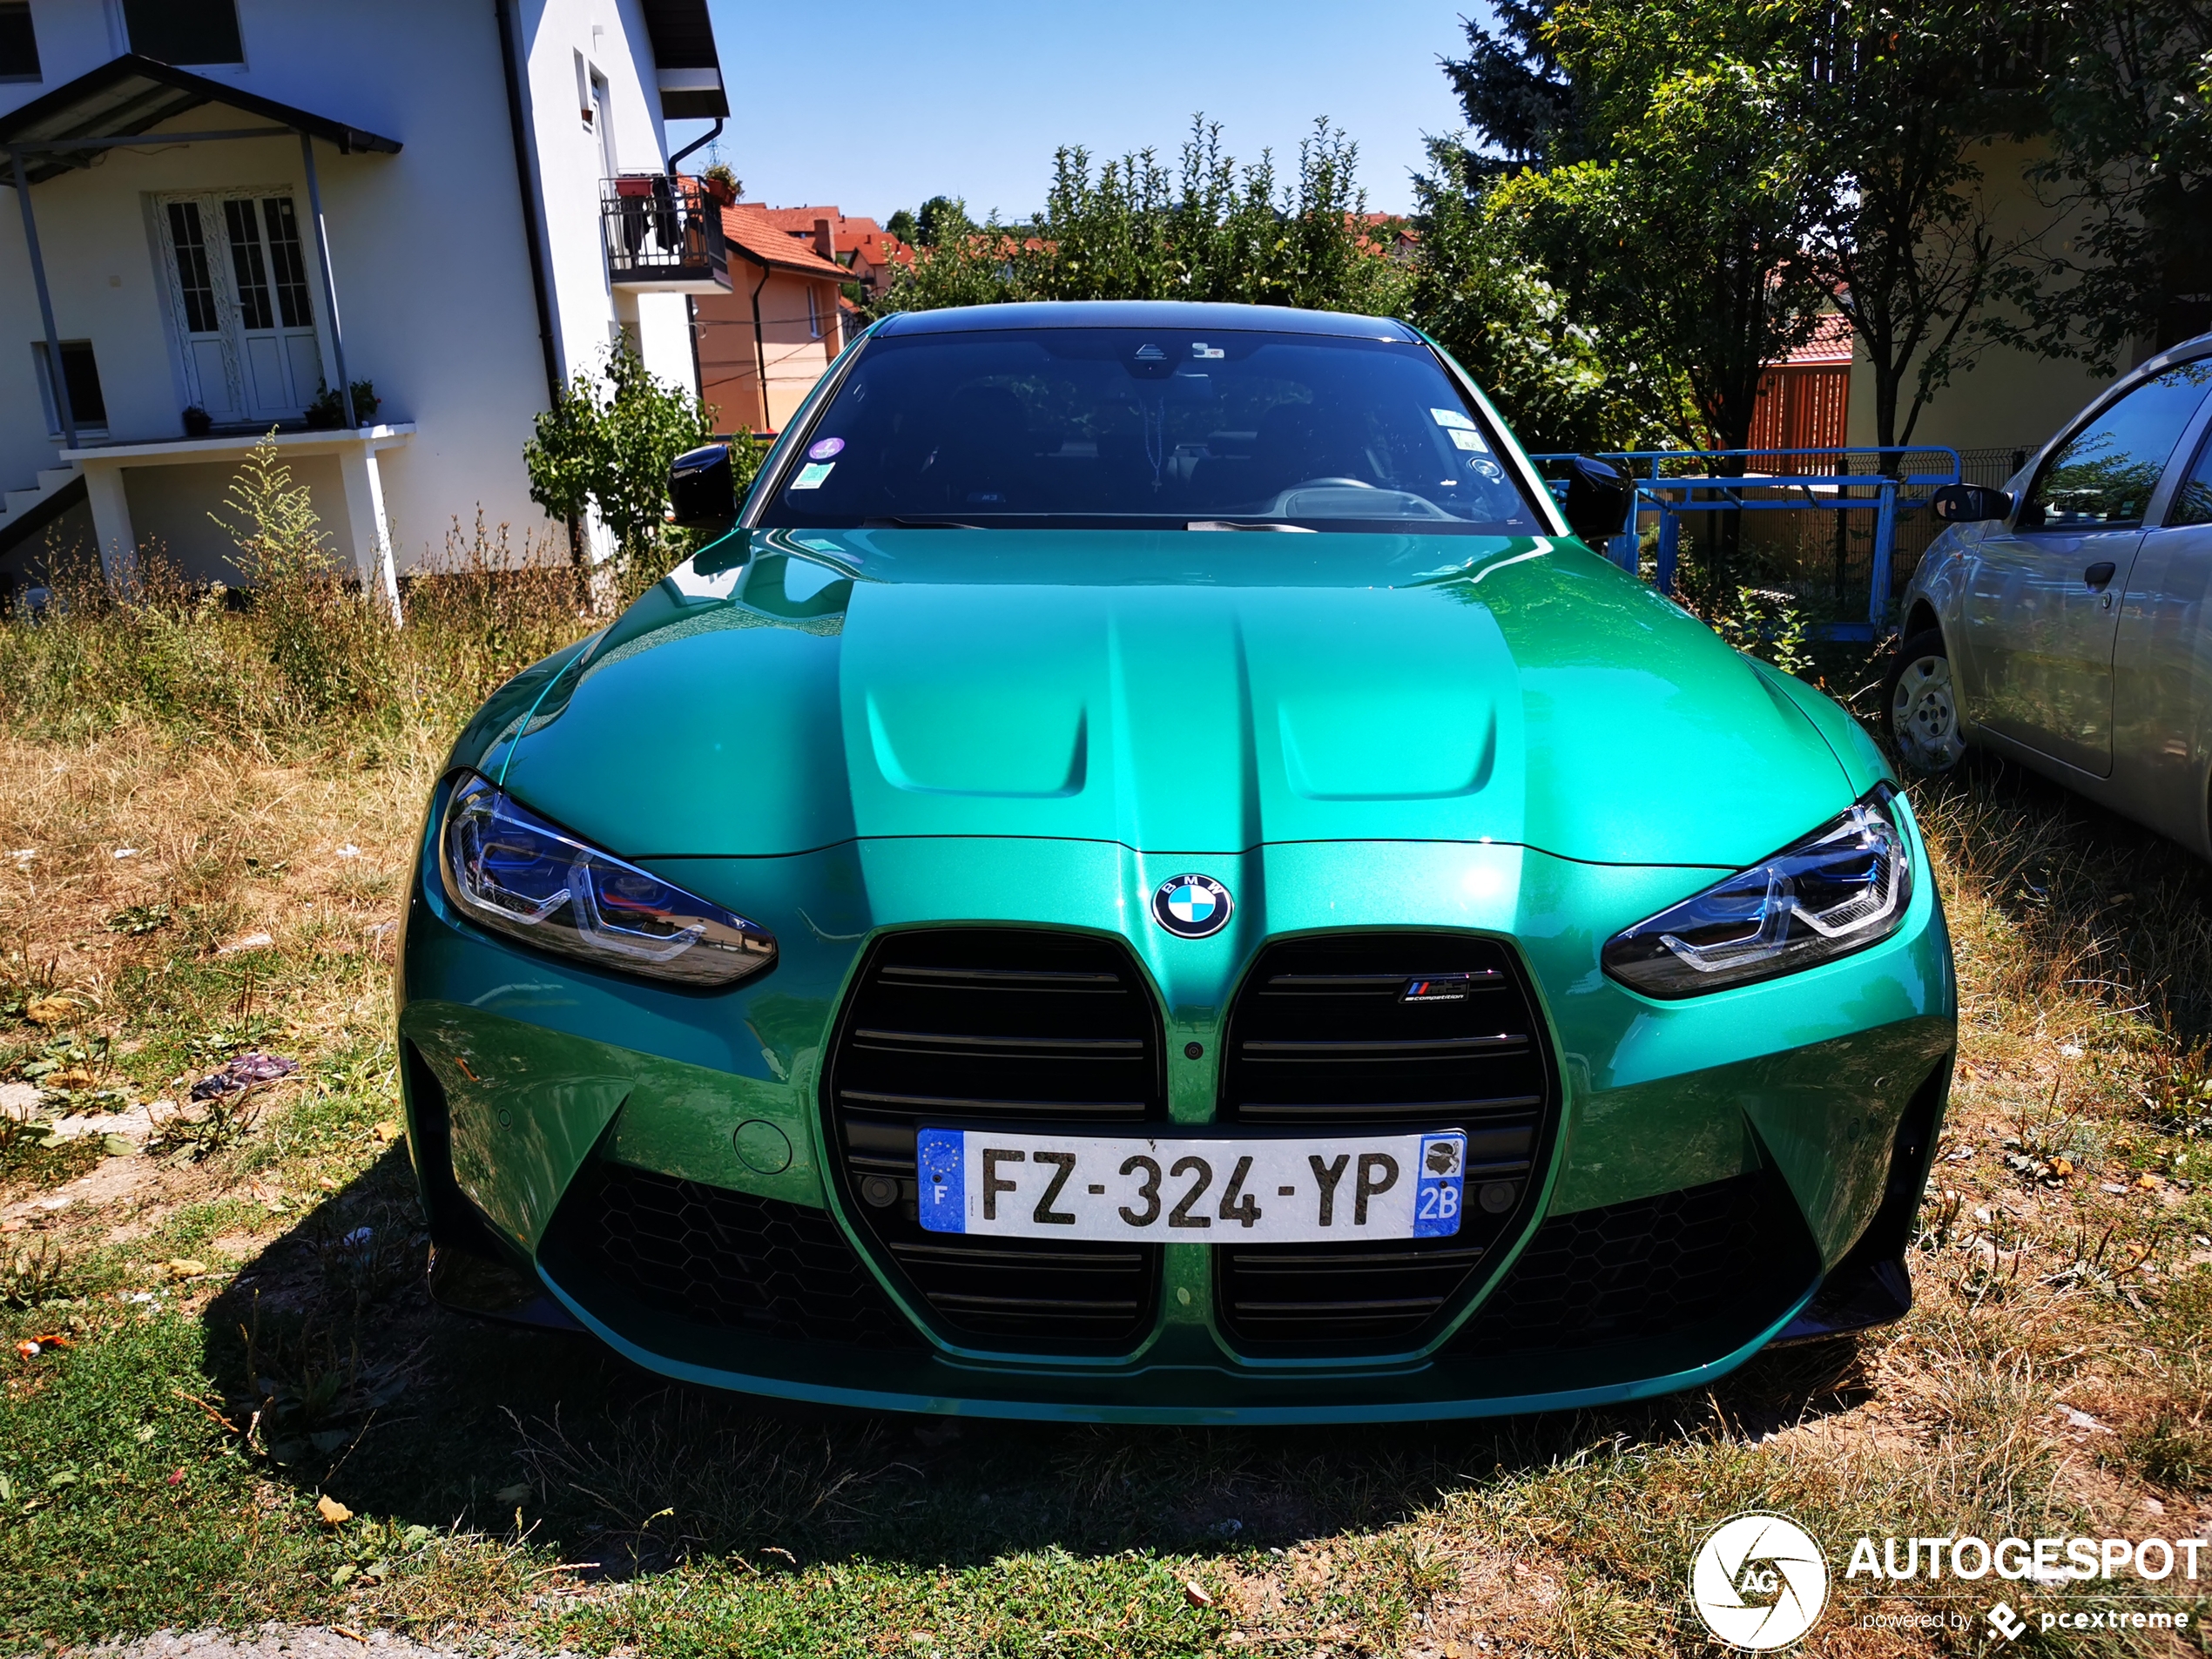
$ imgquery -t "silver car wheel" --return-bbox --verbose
[1891,653,1964,772]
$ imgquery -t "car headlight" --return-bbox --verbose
[437,773,776,988]
[1601,788,1913,998]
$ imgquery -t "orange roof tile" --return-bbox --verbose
[1784,312,1855,366]
[748,205,891,257]
[719,201,852,279]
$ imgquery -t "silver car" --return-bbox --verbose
[1886,334,2212,858]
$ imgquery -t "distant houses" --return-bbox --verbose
[694,203,913,435]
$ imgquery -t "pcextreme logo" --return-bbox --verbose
[1690,1513,1831,1650]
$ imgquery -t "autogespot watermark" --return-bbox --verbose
[1688,1511,2205,1649]
[1690,1514,1829,1650]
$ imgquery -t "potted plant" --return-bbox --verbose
[181,405,212,436]
[303,378,381,428]
[702,163,739,206]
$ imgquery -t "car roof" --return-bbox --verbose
[2119,330,2212,387]
[871,300,1420,341]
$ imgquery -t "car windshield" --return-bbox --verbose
[752,326,1545,534]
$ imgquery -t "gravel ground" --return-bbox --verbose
[64,1629,562,1659]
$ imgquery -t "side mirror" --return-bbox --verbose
[1561,455,1630,544]
[668,442,738,530]
[1931,483,2012,524]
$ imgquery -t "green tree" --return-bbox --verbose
[1408,142,1692,452]
[1489,14,1830,456]
[1796,3,2042,451]
[2006,0,2212,366]
[1444,0,2043,457]
[914,195,965,247]
[875,118,1408,320]
[1441,0,1585,169]
[523,344,726,580]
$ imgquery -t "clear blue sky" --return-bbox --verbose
[670,1,1479,223]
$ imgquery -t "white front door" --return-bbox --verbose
[158,192,325,424]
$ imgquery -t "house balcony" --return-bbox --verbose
[602,174,730,293]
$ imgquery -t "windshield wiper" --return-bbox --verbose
[1186,519,1318,533]
[860,516,986,529]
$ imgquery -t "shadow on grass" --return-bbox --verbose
[195,1144,1878,1580]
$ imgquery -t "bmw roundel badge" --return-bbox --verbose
[1151,873,1233,940]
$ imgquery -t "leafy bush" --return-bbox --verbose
[523,342,740,602]
[303,378,380,429]
[212,435,397,719]
[877,117,1410,319]
[1408,143,1692,453]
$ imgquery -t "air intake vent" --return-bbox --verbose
[1447,1170,1818,1356]
[539,1162,921,1349]
[825,928,1164,1347]
[1215,933,1555,1351]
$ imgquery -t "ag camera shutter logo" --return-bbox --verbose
[1690,1513,1829,1649]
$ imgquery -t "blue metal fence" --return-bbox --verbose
[1528,447,1963,641]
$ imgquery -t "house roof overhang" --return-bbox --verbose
[641,0,728,119]
[0,54,401,185]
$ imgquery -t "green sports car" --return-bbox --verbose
[398,301,1955,1423]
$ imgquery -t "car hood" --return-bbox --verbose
[489,529,1856,867]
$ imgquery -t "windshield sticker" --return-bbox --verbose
[791,461,836,490]
[807,436,846,461]
[1431,408,1476,430]
[1448,428,1489,452]
[1190,341,1225,360]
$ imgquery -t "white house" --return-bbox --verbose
[0,0,731,611]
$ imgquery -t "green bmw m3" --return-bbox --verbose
[397,301,1955,1423]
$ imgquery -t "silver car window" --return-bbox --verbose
[2020,358,2212,531]
[2168,423,2212,529]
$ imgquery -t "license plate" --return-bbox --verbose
[914,1128,1467,1243]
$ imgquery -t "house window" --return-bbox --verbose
[590,69,615,174]
[0,2,41,82]
[807,286,821,340]
[223,199,275,331]
[260,199,314,328]
[165,201,221,334]
[32,340,107,433]
[122,0,242,65]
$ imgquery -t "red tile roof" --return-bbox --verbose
[1784,311,1855,366]
[757,205,880,240]
[737,204,915,278]
[719,201,851,279]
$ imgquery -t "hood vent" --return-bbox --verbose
[1215,932,1556,1352]
[824,927,1165,1348]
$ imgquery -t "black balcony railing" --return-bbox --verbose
[601,174,729,289]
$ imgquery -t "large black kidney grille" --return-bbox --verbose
[1214,932,1558,1352]
[822,927,1166,1348]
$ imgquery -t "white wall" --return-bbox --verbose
[0,0,700,574]
[516,0,695,395]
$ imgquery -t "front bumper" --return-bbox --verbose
[397,809,1955,1423]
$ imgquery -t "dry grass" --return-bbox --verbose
[3,580,2211,1654]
